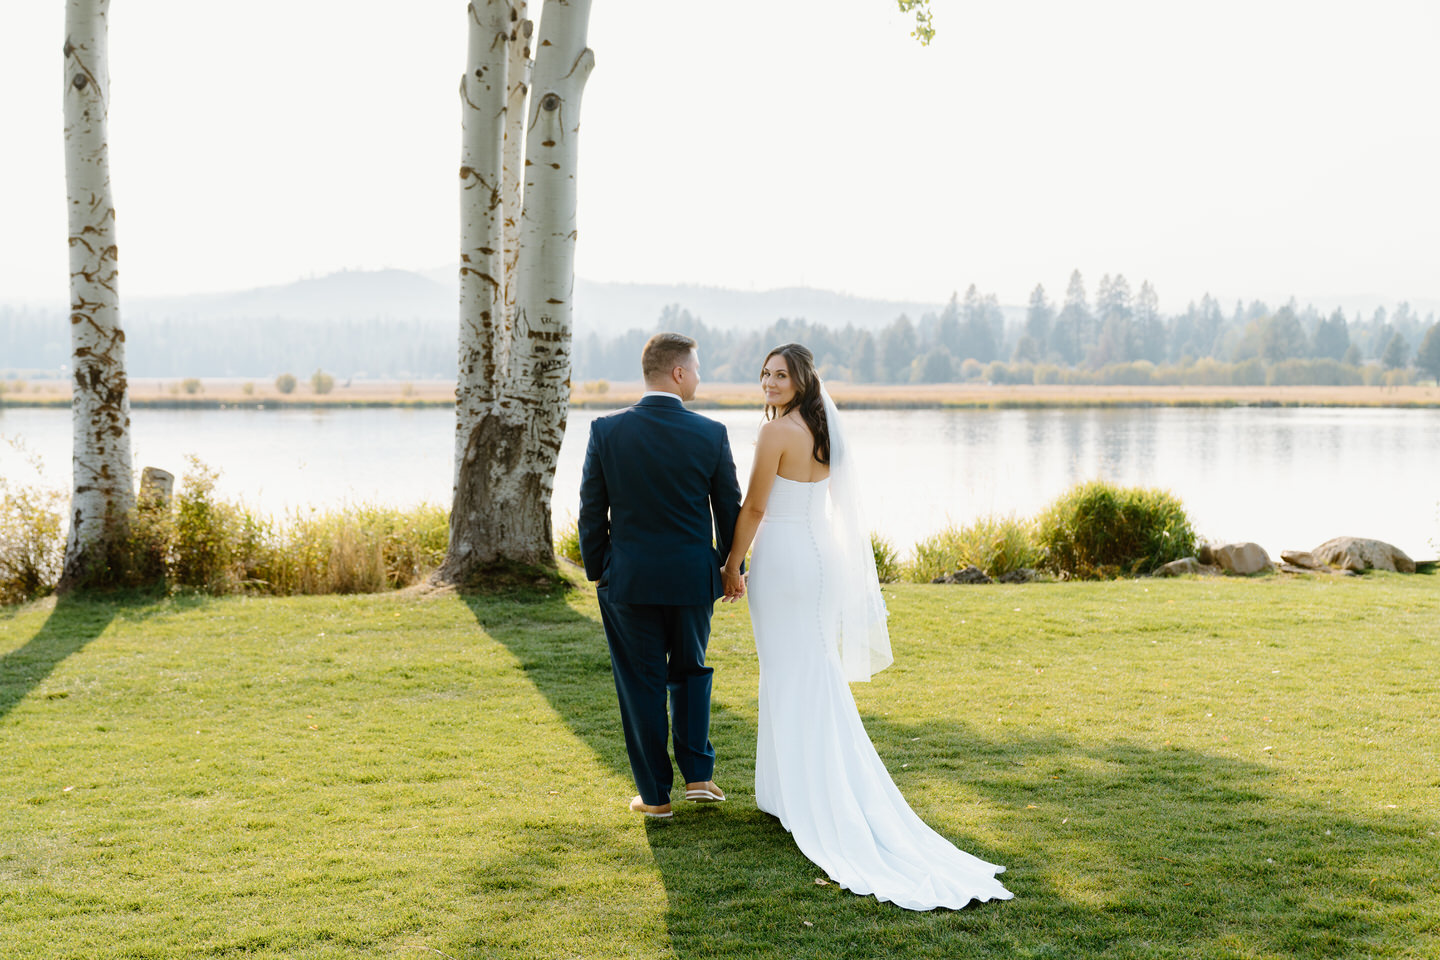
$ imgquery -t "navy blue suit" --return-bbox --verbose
[578,393,743,805]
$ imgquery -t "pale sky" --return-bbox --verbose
[2,0,1437,313]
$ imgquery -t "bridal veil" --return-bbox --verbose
[820,382,893,682]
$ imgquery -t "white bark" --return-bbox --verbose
[453,0,511,486]
[443,0,593,579]
[60,0,133,588]
[500,4,533,378]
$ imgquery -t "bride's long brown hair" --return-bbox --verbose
[762,342,830,465]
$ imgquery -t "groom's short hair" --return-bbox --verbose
[641,332,697,381]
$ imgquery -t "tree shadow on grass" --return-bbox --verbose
[855,711,1436,959]
[0,595,121,721]
[462,589,1437,959]
[0,591,207,722]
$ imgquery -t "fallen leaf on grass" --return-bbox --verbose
[802,921,814,928]
[814,878,829,886]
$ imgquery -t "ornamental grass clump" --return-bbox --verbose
[907,514,1041,582]
[553,518,585,567]
[870,531,902,583]
[1036,480,1196,579]
[239,502,449,594]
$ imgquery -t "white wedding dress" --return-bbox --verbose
[748,474,1013,911]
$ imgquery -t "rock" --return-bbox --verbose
[1311,537,1416,574]
[1280,550,1319,569]
[996,568,1036,584]
[1210,541,1274,576]
[1156,557,1203,577]
[1279,563,1323,575]
[1197,543,1214,565]
[932,565,993,585]
[139,466,175,508]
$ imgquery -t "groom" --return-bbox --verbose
[578,332,745,818]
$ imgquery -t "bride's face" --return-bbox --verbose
[761,354,796,408]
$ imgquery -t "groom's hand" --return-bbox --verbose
[721,567,746,602]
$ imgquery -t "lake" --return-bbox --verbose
[3,405,1438,561]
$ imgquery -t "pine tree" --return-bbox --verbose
[1312,308,1350,361]
[1054,270,1091,365]
[1415,324,1440,383]
[1381,332,1410,371]
[1025,284,1053,347]
[879,315,917,382]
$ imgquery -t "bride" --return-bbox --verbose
[720,343,1013,912]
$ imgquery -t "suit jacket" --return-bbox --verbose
[578,394,743,605]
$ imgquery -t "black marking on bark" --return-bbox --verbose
[73,74,89,90]
[542,94,560,111]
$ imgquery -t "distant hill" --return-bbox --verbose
[130,268,454,324]
[108,267,956,335]
[2,269,958,378]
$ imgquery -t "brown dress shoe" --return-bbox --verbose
[684,781,725,802]
[629,796,673,818]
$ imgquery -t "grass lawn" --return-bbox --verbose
[2,571,1437,959]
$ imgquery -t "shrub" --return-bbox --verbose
[1035,480,1196,579]
[907,514,1040,582]
[242,382,256,396]
[275,373,298,394]
[554,518,583,565]
[581,380,610,395]
[148,459,449,595]
[0,478,64,604]
[1267,358,1361,387]
[171,456,245,591]
[1231,358,1265,386]
[181,378,203,395]
[870,531,901,583]
[310,369,335,395]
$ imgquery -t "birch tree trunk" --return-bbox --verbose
[440,0,593,582]
[59,0,134,591]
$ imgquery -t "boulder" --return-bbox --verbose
[1311,537,1415,574]
[996,568,1037,584]
[1210,541,1274,576]
[932,565,993,585]
[1197,543,1215,565]
[1280,550,1319,569]
[1156,557,1204,577]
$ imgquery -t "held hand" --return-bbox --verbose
[721,566,746,602]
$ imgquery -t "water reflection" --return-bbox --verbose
[3,405,1437,560]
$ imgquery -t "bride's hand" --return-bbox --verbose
[721,566,746,602]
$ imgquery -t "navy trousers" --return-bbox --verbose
[596,587,716,806]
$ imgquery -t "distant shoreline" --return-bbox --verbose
[3,379,1439,410]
